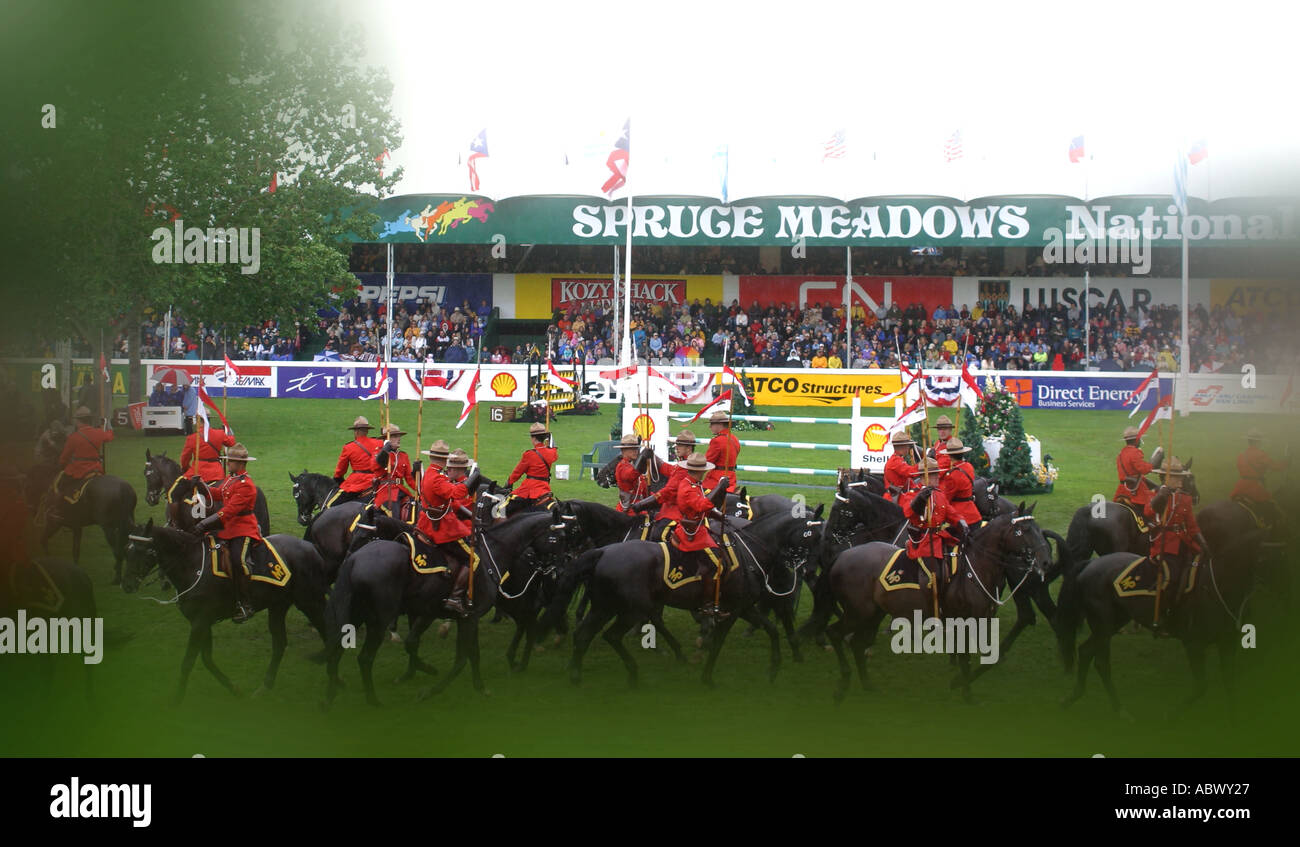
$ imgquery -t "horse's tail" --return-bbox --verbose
[325,553,357,642]
[1041,528,1071,584]
[1065,506,1094,566]
[1055,548,1085,673]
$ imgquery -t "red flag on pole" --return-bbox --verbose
[1123,367,1160,415]
[721,365,750,403]
[99,353,109,382]
[688,390,731,423]
[1136,394,1173,437]
[223,355,241,380]
[456,370,480,429]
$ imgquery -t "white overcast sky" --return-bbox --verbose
[332,0,1297,200]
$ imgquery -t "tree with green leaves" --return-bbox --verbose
[990,403,1048,494]
[959,408,990,476]
[2,1,402,404]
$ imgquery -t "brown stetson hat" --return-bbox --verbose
[942,437,972,455]
[673,428,697,446]
[619,433,641,448]
[891,431,915,446]
[222,443,257,463]
[709,410,731,425]
[446,449,471,470]
[381,423,407,438]
[1122,426,1140,441]
[73,406,92,420]
[529,422,549,438]
[934,415,954,429]
[909,457,942,475]
[679,452,715,473]
[422,439,451,459]
[348,416,373,430]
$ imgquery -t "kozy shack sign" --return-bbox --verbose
[552,276,685,311]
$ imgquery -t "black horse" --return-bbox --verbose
[35,473,136,584]
[1056,529,1264,719]
[556,511,825,688]
[1064,468,1200,563]
[143,449,181,507]
[322,511,566,707]
[160,472,271,539]
[303,501,367,584]
[122,520,332,704]
[817,504,1052,702]
[290,470,338,526]
[0,556,99,699]
[1197,478,1298,599]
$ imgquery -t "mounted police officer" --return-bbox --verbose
[672,452,728,618]
[1115,425,1158,510]
[505,422,557,515]
[49,406,113,523]
[327,416,384,508]
[191,443,261,623]
[630,428,696,541]
[929,415,955,469]
[614,433,647,513]
[883,430,917,501]
[1230,428,1289,529]
[1145,457,1210,635]
[900,457,958,616]
[374,423,419,520]
[704,410,740,494]
[419,441,483,616]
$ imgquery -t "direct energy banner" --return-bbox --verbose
[747,370,903,407]
[987,374,1172,411]
[737,276,953,315]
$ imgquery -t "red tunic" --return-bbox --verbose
[1145,490,1201,557]
[1114,445,1155,507]
[180,428,237,483]
[673,477,718,552]
[335,437,384,493]
[614,458,647,511]
[654,464,689,522]
[940,462,982,525]
[417,467,472,544]
[374,449,417,511]
[216,472,262,541]
[704,431,741,493]
[901,487,955,559]
[59,424,114,479]
[1230,445,1288,503]
[883,453,914,500]
[507,446,558,499]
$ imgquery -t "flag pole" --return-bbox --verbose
[415,359,426,488]
[221,325,228,421]
[622,192,633,368]
[473,335,483,462]
[845,246,852,364]
[954,332,970,434]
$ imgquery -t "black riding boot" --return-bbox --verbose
[443,553,472,617]
[230,539,255,624]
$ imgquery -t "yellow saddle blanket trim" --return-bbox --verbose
[663,542,699,589]
[9,561,65,614]
[398,531,450,575]
[207,537,290,586]
[56,472,99,505]
[1113,556,1160,597]
[1231,498,1270,530]
[1114,501,1149,534]
[879,548,957,592]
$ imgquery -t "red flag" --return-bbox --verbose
[598,364,639,381]
[960,361,984,399]
[467,131,487,191]
[688,390,731,424]
[546,359,576,389]
[601,119,630,197]
[360,360,388,401]
[223,355,241,380]
[99,353,109,382]
[456,370,480,429]
[721,366,750,403]
[888,394,926,434]
[268,171,278,193]
[195,378,230,440]
[1136,394,1173,437]
[1123,367,1160,415]
[375,148,391,180]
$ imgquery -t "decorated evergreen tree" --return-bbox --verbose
[991,405,1049,494]
[959,409,990,477]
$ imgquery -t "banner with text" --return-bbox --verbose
[746,370,904,407]
[738,276,953,315]
[276,364,392,401]
[148,363,275,398]
[552,276,687,312]
[990,374,1172,411]
[353,273,493,309]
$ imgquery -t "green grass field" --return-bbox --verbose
[2,397,1298,757]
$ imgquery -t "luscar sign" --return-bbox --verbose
[364,195,1299,247]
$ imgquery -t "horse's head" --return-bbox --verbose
[123,520,161,594]
[348,504,406,551]
[990,501,1052,581]
[974,478,1002,520]
[594,455,619,489]
[1181,459,1200,505]
[144,449,167,506]
[165,476,208,530]
[289,471,316,526]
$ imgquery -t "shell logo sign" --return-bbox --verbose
[632,413,656,440]
[862,423,889,451]
[490,372,518,398]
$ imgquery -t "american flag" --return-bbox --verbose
[944,130,963,162]
[1188,139,1208,165]
[467,130,487,191]
[1068,135,1085,163]
[823,129,846,160]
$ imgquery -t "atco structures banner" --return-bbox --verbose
[746,370,904,407]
